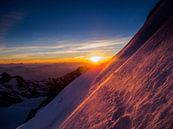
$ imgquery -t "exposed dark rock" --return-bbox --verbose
[0,91,22,106]
[24,66,89,122]
[0,72,12,83]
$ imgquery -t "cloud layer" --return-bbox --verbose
[0,37,130,63]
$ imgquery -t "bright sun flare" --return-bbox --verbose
[89,56,102,63]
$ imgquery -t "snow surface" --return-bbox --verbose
[0,97,45,129]
[7,78,18,91]
[18,67,101,129]
[58,12,173,129]
[18,0,173,129]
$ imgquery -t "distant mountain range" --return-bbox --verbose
[0,63,83,80]
[0,66,88,107]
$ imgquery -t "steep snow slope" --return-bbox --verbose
[58,1,173,129]
[60,16,173,129]
[95,0,173,83]
[18,0,173,129]
[18,67,101,129]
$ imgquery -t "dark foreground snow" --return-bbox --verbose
[0,97,45,129]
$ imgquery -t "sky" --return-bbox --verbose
[0,0,159,63]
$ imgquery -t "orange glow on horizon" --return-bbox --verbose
[0,55,111,65]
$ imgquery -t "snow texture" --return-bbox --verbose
[18,0,173,129]
[18,68,101,129]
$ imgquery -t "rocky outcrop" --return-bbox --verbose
[0,66,88,107]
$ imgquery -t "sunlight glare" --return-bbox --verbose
[89,56,102,63]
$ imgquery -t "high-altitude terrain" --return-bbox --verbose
[19,0,173,129]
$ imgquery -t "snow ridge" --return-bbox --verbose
[18,0,173,129]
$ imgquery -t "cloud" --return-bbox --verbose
[74,38,129,50]
[0,37,131,61]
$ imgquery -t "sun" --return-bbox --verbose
[89,56,102,63]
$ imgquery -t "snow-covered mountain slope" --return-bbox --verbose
[95,0,173,83]
[0,97,45,129]
[0,67,89,129]
[60,18,173,129]
[18,0,173,129]
[18,67,101,129]
[58,1,173,129]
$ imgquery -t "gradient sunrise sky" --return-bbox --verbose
[0,0,159,63]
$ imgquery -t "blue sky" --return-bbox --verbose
[0,0,159,63]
